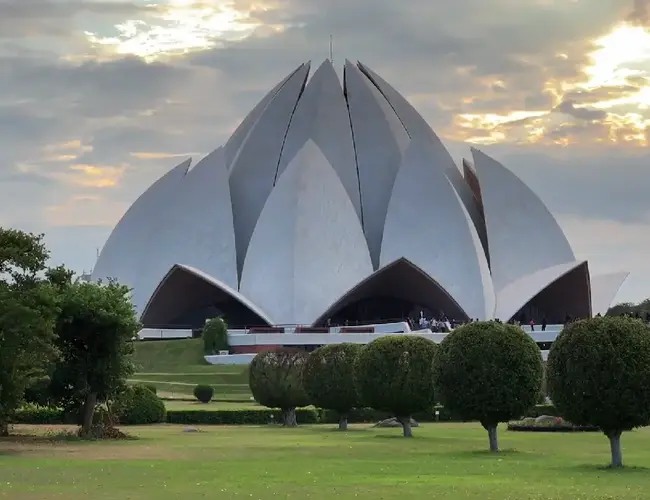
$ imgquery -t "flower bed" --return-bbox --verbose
[507,416,599,432]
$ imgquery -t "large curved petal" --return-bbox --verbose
[276,59,362,223]
[591,271,629,316]
[229,63,311,277]
[357,62,488,256]
[495,260,591,322]
[223,65,302,171]
[381,140,494,319]
[130,147,238,314]
[471,148,576,292]
[91,158,191,313]
[239,140,373,325]
[141,264,273,328]
[344,60,409,269]
[313,257,469,326]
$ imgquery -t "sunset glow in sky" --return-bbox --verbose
[1,0,650,304]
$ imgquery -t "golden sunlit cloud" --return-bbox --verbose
[84,1,282,61]
[64,164,127,188]
[447,23,650,147]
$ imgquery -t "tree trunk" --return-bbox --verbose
[487,425,499,452]
[0,421,8,437]
[80,392,98,437]
[398,417,413,437]
[282,408,297,427]
[607,432,623,468]
[338,413,348,431]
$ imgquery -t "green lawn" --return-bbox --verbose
[130,339,251,400]
[2,423,650,499]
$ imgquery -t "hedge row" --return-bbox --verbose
[10,404,558,426]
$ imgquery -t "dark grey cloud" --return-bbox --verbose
[553,100,607,120]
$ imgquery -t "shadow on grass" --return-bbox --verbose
[448,448,524,458]
[567,463,650,473]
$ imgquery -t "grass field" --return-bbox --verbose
[130,339,251,400]
[2,423,650,499]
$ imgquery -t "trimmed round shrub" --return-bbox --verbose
[113,384,166,425]
[354,335,437,437]
[202,317,229,355]
[303,343,362,430]
[433,321,543,452]
[193,384,214,403]
[547,316,650,468]
[249,348,310,427]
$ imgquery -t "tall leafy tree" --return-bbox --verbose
[0,228,59,436]
[433,321,543,452]
[49,280,140,436]
[547,316,650,468]
[354,336,437,437]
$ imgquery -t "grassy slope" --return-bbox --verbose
[3,423,650,499]
[130,339,250,400]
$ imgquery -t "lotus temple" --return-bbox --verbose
[92,59,628,358]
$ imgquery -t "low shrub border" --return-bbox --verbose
[508,423,600,432]
[11,403,559,426]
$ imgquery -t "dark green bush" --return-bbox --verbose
[113,385,166,425]
[548,316,650,468]
[193,385,214,403]
[11,403,557,426]
[202,317,229,355]
[433,321,543,452]
[166,408,319,425]
[355,335,437,437]
[249,348,310,426]
[303,343,362,430]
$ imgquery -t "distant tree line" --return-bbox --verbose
[608,299,650,319]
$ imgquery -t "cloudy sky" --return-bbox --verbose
[1,0,649,304]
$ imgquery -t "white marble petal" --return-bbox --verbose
[495,260,587,322]
[357,62,488,256]
[344,60,409,268]
[91,158,191,313]
[381,140,494,320]
[277,59,362,222]
[223,66,300,171]
[240,140,373,325]
[471,148,576,292]
[130,147,238,314]
[229,63,311,277]
[590,271,630,316]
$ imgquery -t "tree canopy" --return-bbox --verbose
[547,316,650,467]
[303,343,362,430]
[248,348,310,427]
[48,280,140,436]
[0,228,59,436]
[433,321,543,452]
[354,335,437,437]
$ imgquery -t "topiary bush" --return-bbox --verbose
[113,384,166,425]
[202,317,229,355]
[547,316,650,468]
[249,348,310,427]
[433,321,543,452]
[303,343,362,430]
[354,335,437,437]
[193,384,214,403]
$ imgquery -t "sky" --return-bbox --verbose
[1,0,649,305]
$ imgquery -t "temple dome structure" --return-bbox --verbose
[92,59,628,329]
